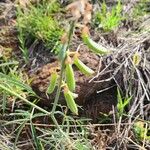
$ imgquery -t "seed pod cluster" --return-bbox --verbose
[63,86,78,115]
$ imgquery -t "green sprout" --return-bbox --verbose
[94,0,124,31]
[117,88,132,117]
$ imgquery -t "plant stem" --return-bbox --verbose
[51,62,65,115]
[51,115,72,144]
[67,20,76,47]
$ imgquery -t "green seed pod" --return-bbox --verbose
[58,33,68,61]
[64,89,78,115]
[47,72,58,94]
[65,63,76,91]
[58,44,68,61]
[74,58,94,75]
[82,35,110,55]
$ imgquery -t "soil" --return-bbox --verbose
[0,1,17,57]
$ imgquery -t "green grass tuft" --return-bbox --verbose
[94,0,124,31]
[16,1,64,62]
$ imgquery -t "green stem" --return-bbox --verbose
[51,115,72,144]
[51,115,65,135]
[51,62,65,114]
[67,20,76,47]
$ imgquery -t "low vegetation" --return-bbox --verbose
[16,0,63,62]
[94,0,123,31]
[0,0,150,149]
